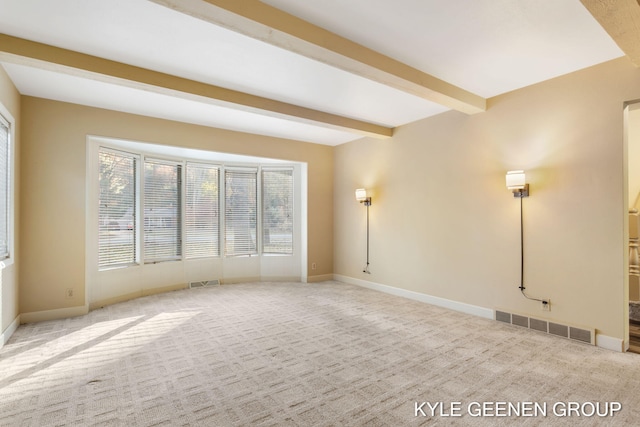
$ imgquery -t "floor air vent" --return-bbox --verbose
[189,279,220,288]
[495,310,594,345]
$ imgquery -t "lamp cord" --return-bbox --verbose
[518,193,543,302]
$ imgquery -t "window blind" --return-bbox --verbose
[185,163,219,258]
[225,169,257,256]
[98,148,137,268]
[262,168,293,254]
[0,115,9,259]
[144,158,182,262]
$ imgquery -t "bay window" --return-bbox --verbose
[97,146,294,269]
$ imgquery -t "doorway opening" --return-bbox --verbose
[625,101,640,352]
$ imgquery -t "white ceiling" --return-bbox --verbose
[0,0,624,145]
[262,0,623,98]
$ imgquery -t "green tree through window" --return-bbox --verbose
[98,149,137,267]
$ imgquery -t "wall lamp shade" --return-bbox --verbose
[506,170,526,189]
[506,170,529,197]
[355,188,371,205]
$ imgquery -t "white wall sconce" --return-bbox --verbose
[355,188,371,274]
[506,170,529,197]
[355,188,371,206]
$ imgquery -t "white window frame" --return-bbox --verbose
[224,167,259,257]
[97,147,140,269]
[185,162,221,259]
[0,106,14,268]
[261,167,294,255]
[142,156,184,264]
[90,138,302,270]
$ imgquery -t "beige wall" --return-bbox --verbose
[0,65,19,334]
[335,57,640,341]
[13,56,640,344]
[20,97,333,314]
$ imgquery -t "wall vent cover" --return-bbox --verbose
[529,318,548,333]
[512,314,529,328]
[496,310,511,324]
[569,327,592,343]
[189,279,220,288]
[494,309,594,345]
[549,322,569,338]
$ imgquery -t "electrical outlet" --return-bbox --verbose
[66,288,74,299]
[311,262,317,270]
[541,299,550,311]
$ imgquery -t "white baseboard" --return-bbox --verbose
[596,334,625,352]
[307,274,334,283]
[334,274,494,319]
[259,275,302,283]
[336,275,627,353]
[220,276,261,284]
[21,305,89,324]
[1,314,20,348]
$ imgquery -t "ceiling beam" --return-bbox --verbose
[581,0,640,67]
[0,34,393,139]
[151,0,487,115]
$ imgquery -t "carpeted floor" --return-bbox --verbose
[0,281,639,426]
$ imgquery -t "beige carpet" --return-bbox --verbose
[0,281,638,426]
